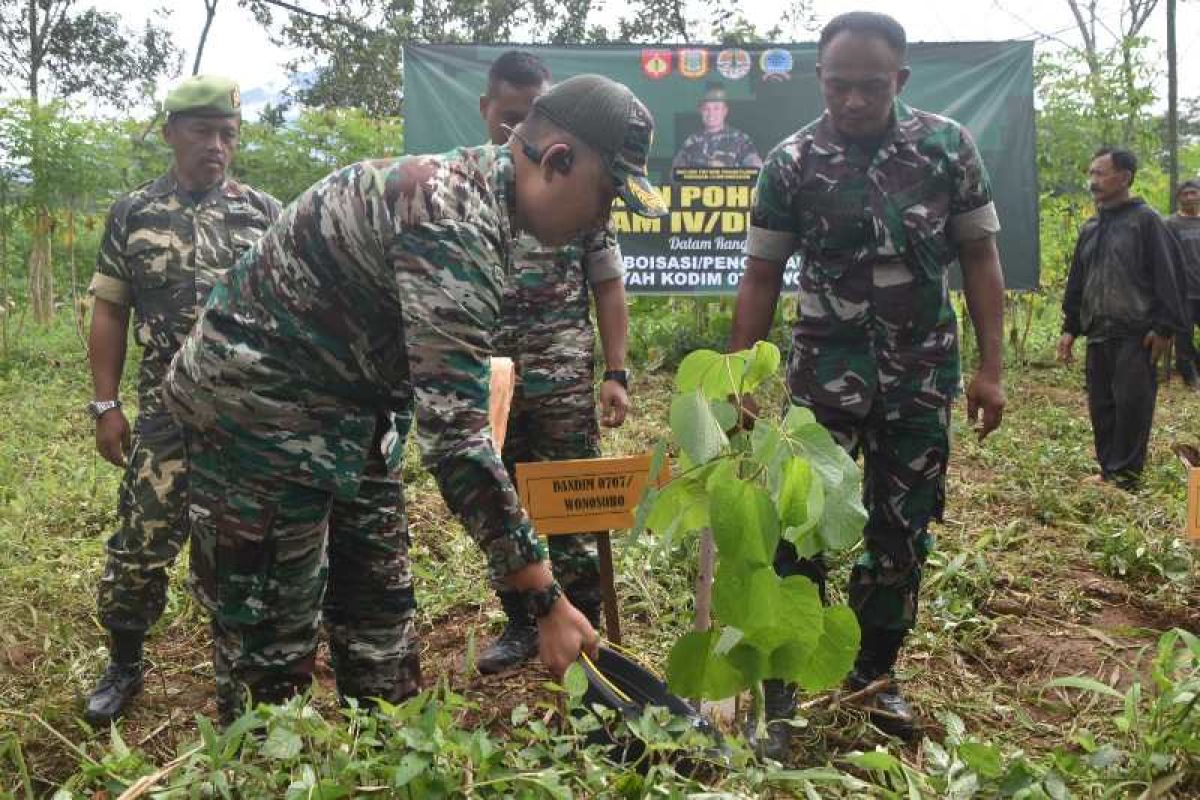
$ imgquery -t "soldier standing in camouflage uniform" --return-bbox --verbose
[473,52,632,674]
[730,12,1006,754]
[671,86,762,170]
[163,75,667,724]
[84,75,280,724]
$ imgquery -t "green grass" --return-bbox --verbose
[2,302,1199,797]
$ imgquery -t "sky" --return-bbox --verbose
[34,0,1200,118]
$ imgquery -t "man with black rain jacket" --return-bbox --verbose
[1058,147,1188,490]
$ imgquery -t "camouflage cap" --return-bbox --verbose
[531,74,667,218]
[700,85,728,104]
[163,74,241,118]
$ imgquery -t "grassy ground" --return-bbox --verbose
[1,309,1198,796]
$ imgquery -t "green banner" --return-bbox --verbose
[405,42,1038,292]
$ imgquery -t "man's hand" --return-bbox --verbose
[96,409,131,467]
[598,379,630,428]
[536,596,599,678]
[1056,333,1075,364]
[1143,331,1172,365]
[965,373,1005,441]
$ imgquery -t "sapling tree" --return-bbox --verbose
[637,341,867,738]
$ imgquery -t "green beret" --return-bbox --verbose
[700,86,728,104]
[163,74,241,117]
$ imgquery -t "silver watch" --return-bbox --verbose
[86,399,122,420]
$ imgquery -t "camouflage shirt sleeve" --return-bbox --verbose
[745,144,800,265]
[396,220,546,582]
[253,189,284,223]
[582,220,624,284]
[88,196,134,306]
[946,125,1001,243]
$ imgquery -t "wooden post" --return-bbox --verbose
[596,533,622,644]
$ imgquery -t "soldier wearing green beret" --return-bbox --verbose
[83,74,281,724]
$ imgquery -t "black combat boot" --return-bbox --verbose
[84,630,145,725]
[477,591,539,674]
[746,679,797,762]
[848,627,918,740]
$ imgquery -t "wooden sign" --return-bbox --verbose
[1189,467,1200,540]
[515,453,668,536]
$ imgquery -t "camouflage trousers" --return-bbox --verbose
[774,398,949,634]
[500,379,602,615]
[186,424,420,724]
[97,414,189,633]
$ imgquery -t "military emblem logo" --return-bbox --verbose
[678,48,709,79]
[641,49,673,80]
[759,48,794,81]
[716,48,751,80]
[229,85,241,110]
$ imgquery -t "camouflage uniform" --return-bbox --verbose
[746,100,1000,637]
[87,172,279,635]
[164,146,549,722]
[494,228,623,615]
[672,127,761,169]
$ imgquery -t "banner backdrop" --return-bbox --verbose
[405,42,1038,292]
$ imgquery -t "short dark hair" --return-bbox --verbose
[1177,179,1200,196]
[487,51,551,96]
[1094,146,1138,181]
[818,12,907,59]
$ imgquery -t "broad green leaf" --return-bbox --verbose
[784,523,823,559]
[645,474,709,538]
[563,662,588,700]
[669,390,728,466]
[1045,676,1126,700]
[263,726,303,760]
[675,349,723,393]
[750,422,784,481]
[710,399,739,431]
[726,641,770,684]
[392,753,430,787]
[666,629,747,699]
[776,575,825,650]
[711,477,779,568]
[845,750,901,773]
[820,479,867,553]
[777,457,814,529]
[742,340,782,391]
[713,564,783,631]
[958,742,1004,779]
[792,605,861,692]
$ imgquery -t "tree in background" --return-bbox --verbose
[0,0,181,323]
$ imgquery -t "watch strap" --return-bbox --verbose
[87,399,122,420]
[525,581,563,619]
[602,369,629,389]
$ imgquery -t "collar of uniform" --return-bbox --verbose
[810,99,921,157]
[153,169,247,204]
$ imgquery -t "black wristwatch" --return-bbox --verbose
[525,581,563,619]
[603,369,629,389]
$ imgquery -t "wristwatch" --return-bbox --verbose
[525,581,564,619]
[602,369,629,389]
[86,399,122,420]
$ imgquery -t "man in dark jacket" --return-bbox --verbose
[1167,179,1200,388]
[1058,147,1188,489]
